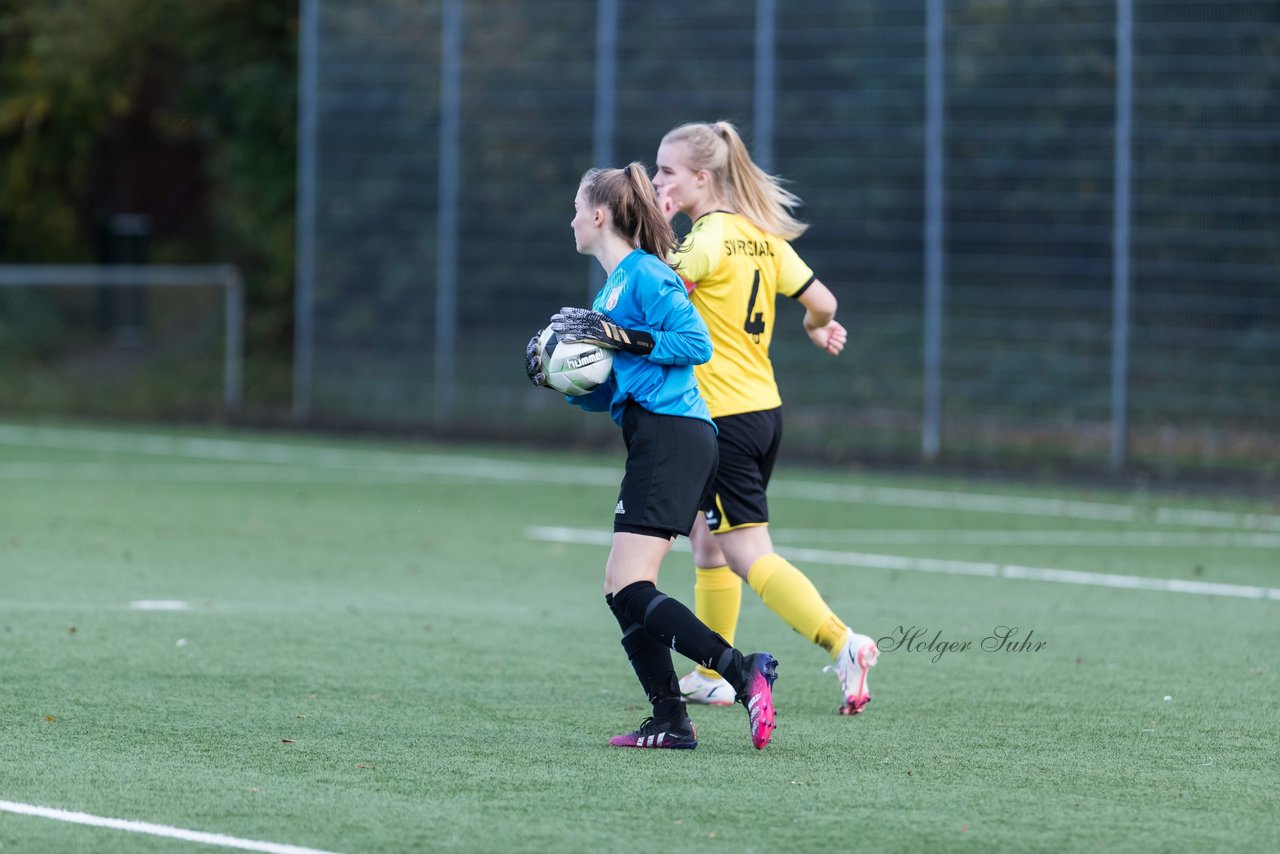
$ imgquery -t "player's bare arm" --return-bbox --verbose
[797,279,846,356]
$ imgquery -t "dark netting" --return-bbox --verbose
[307,1,1280,473]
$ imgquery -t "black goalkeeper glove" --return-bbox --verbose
[525,331,548,387]
[550,307,655,356]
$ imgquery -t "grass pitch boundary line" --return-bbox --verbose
[767,528,1280,549]
[0,799,341,854]
[3,423,1279,530]
[0,461,467,484]
[526,526,1280,601]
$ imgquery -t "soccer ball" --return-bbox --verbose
[538,324,613,396]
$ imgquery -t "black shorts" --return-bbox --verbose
[701,407,783,532]
[615,401,718,539]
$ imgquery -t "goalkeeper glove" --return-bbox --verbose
[525,332,548,387]
[551,307,655,356]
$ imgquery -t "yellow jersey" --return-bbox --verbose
[671,211,815,418]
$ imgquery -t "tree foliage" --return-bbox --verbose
[0,0,296,351]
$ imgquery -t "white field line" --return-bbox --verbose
[525,526,1280,601]
[769,480,1139,522]
[3,423,1279,530]
[766,528,1280,549]
[1154,506,1280,531]
[0,462,474,485]
[0,426,619,486]
[0,799,341,854]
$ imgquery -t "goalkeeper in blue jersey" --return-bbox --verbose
[524,163,779,751]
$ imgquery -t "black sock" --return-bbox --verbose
[606,594,682,718]
[611,581,745,692]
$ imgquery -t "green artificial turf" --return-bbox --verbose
[0,422,1276,852]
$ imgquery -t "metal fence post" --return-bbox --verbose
[754,0,776,171]
[223,265,245,413]
[1111,0,1134,470]
[435,0,463,427]
[293,0,319,421]
[588,0,619,299]
[922,0,947,461]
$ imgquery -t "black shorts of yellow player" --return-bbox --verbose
[700,407,782,533]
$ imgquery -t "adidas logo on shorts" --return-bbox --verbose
[615,500,625,515]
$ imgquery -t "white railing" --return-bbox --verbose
[0,264,244,412]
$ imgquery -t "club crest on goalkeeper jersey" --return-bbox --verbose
[672,212,816,419]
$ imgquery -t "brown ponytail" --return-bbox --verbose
[580,163,677,259]
[661,120,807,239]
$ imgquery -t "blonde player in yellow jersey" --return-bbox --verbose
[653,120,879,715]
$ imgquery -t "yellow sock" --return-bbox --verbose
[747,553,849,656]
[693,564,741,679]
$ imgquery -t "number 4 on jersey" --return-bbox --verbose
[743,270,766,341]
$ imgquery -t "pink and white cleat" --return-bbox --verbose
[827,630,879,715]
[607,714,698,749]
[735,652,778,749]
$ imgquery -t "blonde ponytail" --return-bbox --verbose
[661,120,807,240]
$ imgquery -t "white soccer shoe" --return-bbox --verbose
[678,670,736,706]
[825,630,879,715]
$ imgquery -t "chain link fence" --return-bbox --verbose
[296,0,1280,478]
